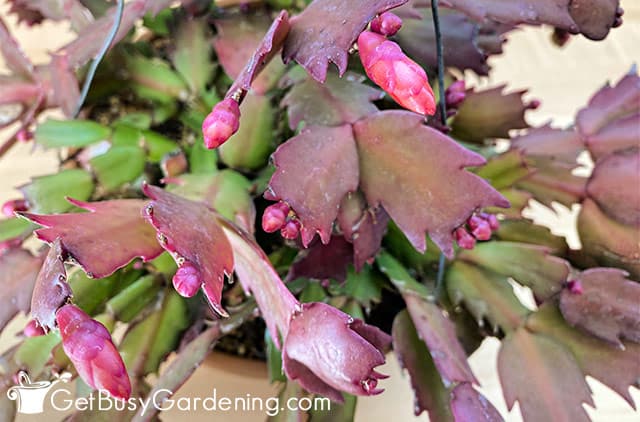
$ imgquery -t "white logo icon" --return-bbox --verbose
[6,371,70,414]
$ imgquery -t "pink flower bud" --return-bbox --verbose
[445,80,467,108]
[56,304,131,400]
[358,31,436,116]
[566,280,584,295]
[281,218,301,240]
[283,302,391,402]
[16,129,33,143]
[202,98,241,149]
[454,227,476,250]
[172,261,201,297]
[467,215,492,241]
[2,199,28,217]
[23,319,45,337]
[262,202,290,233]
[480,212,500,231]
[370,12,403,36]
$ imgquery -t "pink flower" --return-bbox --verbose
[202,98,241,149]
[56,304,131,400]
[370,12,403,37]
[358,31,435,116]
[283,302,391,402]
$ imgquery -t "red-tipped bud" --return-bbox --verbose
[566,280,584,295]
[370,12,403,36]
[358,31,436,116]
[454,227,476,250]
[2,199,28,217]
[202,98,241,149]
[281,218,301,240]
[56,304,131,400]
[262,202,290,233]
[23,319,45,337]
[172,261,201,297]
[445,80,467,108]
[467,215,492,241]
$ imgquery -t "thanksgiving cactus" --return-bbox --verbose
[0,0,637,421]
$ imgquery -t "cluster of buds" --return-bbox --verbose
[2,199,28,217]
[56,304,131,400]
[261,201,302,240]
[454,212,500,250]
[201,97,241,149]
[358,13,436,116]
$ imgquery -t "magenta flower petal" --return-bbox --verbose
[56,304,131,400]
[283,302,391,401]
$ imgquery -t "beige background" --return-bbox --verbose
[1,2,639,421]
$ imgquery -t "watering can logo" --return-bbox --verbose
[6,371,70,414]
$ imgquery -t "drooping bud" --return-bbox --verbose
[2,199,28,217]
[445,80,466,108]
[262,202,290,233]
[467,215,492,241]
[56,304,131,400]
[454,227,476,250]
[281,218,301,240]
[172,261,201,297]
[358,31,436,116]
[23,319,45,337]
[202,98,241,149]
[370,12,403,37]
